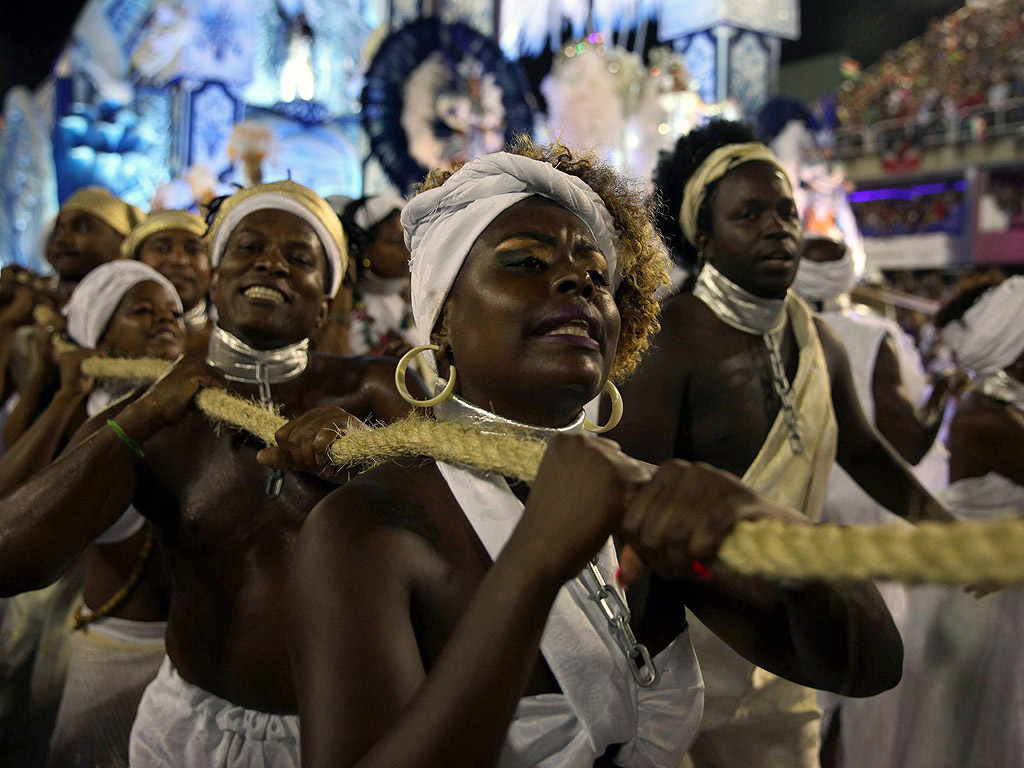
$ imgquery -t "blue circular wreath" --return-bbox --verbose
[362,18,534,192]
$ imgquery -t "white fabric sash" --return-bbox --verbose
[435,460,703,767]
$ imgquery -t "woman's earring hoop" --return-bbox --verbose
[584,380,623,434]
[395,344,456,408]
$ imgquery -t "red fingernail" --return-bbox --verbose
[691,560,713,581]
[613,567,629,591]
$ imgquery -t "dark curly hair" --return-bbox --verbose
[651,119,759,274]
[935,273,1006,329]
[415,136,671,382]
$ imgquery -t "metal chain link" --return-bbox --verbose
[576,558,658,687]
[257,362,285,498]
[762,332,803,455]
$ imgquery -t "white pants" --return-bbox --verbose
[49,618,165,768]
[129,657,300,768]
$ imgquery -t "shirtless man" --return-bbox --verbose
[614,120,945,768]
[0,181,419,767]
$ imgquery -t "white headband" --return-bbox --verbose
[209,192,345,297]
[678,142,790,247]
[63,261,183,348]
[402,152,621,363]
[942,276,1024,374]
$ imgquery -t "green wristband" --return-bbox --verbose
[106,419,145,459]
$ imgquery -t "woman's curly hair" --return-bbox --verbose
[414,135,670,382]
[652,119,759,273]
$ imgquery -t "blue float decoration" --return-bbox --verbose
[362,18,534,193]
[53,96,158,208]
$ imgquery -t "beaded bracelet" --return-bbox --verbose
[106,419,145,459]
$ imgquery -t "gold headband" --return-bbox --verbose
[205,180,348,296]
[61,186,144,237]
[677,142,790,247]
[121,210,208,259]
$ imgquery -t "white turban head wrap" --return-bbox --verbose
[62,260,183,349]
[942,276,1024,374]
[677,142,791,247]
[791,242,855,302]
[206,180,347,298]
[402,152,622,364]
[354,194,406,231]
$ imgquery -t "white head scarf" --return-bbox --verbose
[354,194,406,231]
[791,243,855,302]
[402,152,621,362]
[62,261,182,348]
[942,276,1024,374]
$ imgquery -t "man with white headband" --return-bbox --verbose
[616,119,948,768]
[883,275,1024,768]
[0,180,420,767]
[284,140,901,768]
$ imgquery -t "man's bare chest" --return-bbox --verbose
[135,410,334,553]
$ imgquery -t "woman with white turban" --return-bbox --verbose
[0,260,184,768]
[888,276,1024,768]
[284,138,902,768]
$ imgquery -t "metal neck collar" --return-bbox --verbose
[694,263,802,453]
[976,369,1024,414]
[432,380,586,442]
[206,325,309,385]
[693,262,787,336]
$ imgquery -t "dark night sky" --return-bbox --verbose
[0,0,968,101]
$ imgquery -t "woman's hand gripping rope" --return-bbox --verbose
[68,352,1024,588]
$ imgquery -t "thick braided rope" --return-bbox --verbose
[73,355,1024,586]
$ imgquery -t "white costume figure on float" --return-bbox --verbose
[402,152,706,766]
[768,117,866,277]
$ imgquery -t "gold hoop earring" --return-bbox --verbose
[584,380,623,434]
[395,344,456,408]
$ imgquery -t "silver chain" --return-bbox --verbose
[576,558,658,687]
[257,362,285,498]
[762,332,803,455]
